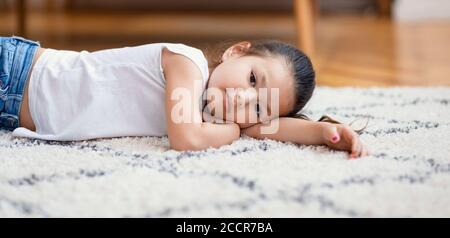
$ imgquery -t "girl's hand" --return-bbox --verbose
[202,111,224,124]
[202,110,235,124]
[321,122,369,159]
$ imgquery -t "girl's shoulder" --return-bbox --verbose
[161,47,204,88]
[159,43,209,84]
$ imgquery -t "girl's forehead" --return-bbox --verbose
[249,55,290,73]
[258,56,293,86]
[251,56,296,115]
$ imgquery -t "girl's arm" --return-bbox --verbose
[241,117,369,158]
[162,48,240,151]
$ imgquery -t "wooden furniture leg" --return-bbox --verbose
[376,0,392,17]
[17,0,26,37]
[294,0,315,57]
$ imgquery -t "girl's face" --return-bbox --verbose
[204,42,296,129]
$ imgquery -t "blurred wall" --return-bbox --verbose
[395,0,450,21]
[319,0,376,13]
[70,0,292,11]
[1,0,376,12]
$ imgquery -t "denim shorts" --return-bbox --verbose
[0,36,40,131]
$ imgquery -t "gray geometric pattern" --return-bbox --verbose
[1,86,449,217]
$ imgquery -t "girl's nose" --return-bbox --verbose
[236,88,258,107]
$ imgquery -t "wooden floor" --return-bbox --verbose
[315,15,450,86]
[1,9,449,86]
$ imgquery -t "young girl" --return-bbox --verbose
[0,36,369,159]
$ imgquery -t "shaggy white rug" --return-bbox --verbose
[1,86,449,218]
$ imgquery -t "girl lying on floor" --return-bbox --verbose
[0,36,369,158]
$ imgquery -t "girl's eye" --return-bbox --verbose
[250,71,256,86]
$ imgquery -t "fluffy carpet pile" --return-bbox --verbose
[1,86,449,217]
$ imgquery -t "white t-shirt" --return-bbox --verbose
[11,43,209,141]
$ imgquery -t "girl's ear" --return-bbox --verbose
[221,41,252,62]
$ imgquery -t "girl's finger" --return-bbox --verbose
[324,125,340,143]
[359,144,366,157]
[358,140,364,157]
[360,142,367,157]
[350,135,359,157]
[354,140,362,158]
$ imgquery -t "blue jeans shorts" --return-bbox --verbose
[0,36,40,131]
